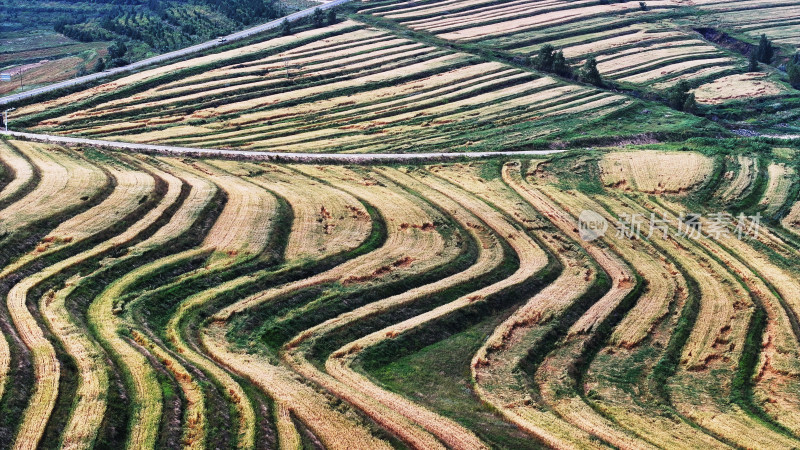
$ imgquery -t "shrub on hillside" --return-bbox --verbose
[748,52,759,72]
[312,8,325,28]
[667,80,696,112]
[756,34,773,64]
[553,50,572,77]
[787,56,800,89]
[534,44,556,71]
[579,57,603,86]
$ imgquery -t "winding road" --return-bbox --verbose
[0,130,565,162]
[0,0,351,106]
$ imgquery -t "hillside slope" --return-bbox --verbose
[0,138,798,448]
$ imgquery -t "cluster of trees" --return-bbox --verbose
[281,8,337,36]
[787,53,800,89]
[530,44,603,86]
[745,34,799,90]
[214,0,282,25]
[748,34,774,70]
[93,39,129,71]
[54,20,115,42]
[312,8,337,28]
[46,0,286,64]
[667,80,697,113]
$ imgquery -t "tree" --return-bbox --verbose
[552,50,572,77]
[281,19,291,36]
[682,92,697,114]
[108,40,127,59]
[327,9,337,25]
[534,44,556,71]
[639,2,648,11]
[787,56,800,89]
[748,52,759,72]
[311,8,324,28]
[756,34,773,64]
[94,57,106,72]
[667,80,696,112]
[580,56,603,86]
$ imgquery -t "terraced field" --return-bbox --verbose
[358,0,744,89]
[7,16,716,153]
[692,0,800,45]
[3,0,800,448]
[10,0,798,148]
[0,134,798,449]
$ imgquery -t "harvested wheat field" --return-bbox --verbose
[0,138,797,449]
[6,9,719,154]
[693,73,787,104]
[2,0,800,448]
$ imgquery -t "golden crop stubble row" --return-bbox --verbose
[0,328,7,400]
[657,198,800,435]
[164,277,259,449]
[531,184,728,448]
[466,165,599,449]
[372,0,510,20]
[84,159,222,450]
[201,323,394,450]
[149,52,467,124]
[0,143,107,450]
[233,76,563,153]
[0,141,36,205]
[201,166,454,448]
[598,195,748,367]
[166,63,518,148]
[164,159,277,257]
[597,44,725,76]
[40,160,186,450]
[431,1,677,41]
[151,27,388,94]
[320,166,554,449]
[86,38,428,124]
[209,161,371,261]
[41,279,108,450]
[5,152,201,450]
[539,186,681,348]
[599,193,800,448]
[141,159,342,450]
[17,21,360,118]
[559,28,686,59]
[192,70,541,153]
[130,330,206,450]
[502,163,659,449]
[720,155,757,202]
[104,158,285,448]
[618,57,735,85]
[90,250,206,450]
[599,150,714,195]
[0,141,37,401]
[781,194,800,234]
[0,141,108,238]
[281,166,510,449]
[152,159,390,448]
[214,164,450,319]
[1,160,157,277]
[759,163,795,217]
